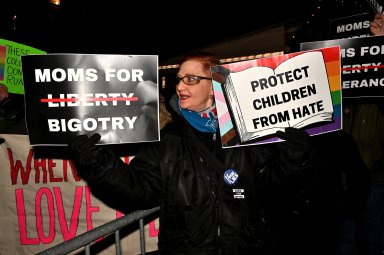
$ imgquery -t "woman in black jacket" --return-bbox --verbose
[68,51,313,255]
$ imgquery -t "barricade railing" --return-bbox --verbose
[36,207,160,255]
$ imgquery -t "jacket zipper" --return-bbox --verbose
[200,155,221,254]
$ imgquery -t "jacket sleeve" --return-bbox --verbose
[76,143,163,214]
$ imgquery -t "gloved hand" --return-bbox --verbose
[275,127,312,166]
[68,133,111,179]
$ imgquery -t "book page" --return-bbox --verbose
[225,51,334,142]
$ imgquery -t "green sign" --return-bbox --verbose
[0,38,46,94]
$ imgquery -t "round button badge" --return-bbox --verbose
[224,169,239,185]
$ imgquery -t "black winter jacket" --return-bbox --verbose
[76,110,311,255]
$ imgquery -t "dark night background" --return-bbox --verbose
[0,0,376,64]
[0,2,382,255]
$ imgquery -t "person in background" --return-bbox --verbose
[259,13,384,254]
[0,83,27,134]
[68,51,314,255]
[0,83,9,140]
[159,93,172,129]
[0,84,8,103]
[341,12,384,255]
[262,130,371,255]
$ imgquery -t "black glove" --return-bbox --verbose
[275,127,312,166]
[68,133,112,179]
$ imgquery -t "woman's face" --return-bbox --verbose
[176,60,214,112]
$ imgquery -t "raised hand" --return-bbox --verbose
[275,127,311,166]
[370,13,384,35]
[68,133,107,178]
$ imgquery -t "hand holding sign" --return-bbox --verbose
[68,133,115,180]
[275,127,312,166]
[370,13,384,35]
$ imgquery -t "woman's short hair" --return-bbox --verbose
[178,51,220,72]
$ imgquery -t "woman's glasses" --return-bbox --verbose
[175,75,212,86]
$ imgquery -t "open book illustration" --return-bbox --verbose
[212,46,342,148]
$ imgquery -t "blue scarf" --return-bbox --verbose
[179,101,218,133]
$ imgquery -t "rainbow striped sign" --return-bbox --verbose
[212,46,342,148]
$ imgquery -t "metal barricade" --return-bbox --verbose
[36,207,160,255]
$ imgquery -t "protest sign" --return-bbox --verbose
[329,13,372,39]
[301,35,384,100]
[212,46,342,148]
[0,134,159,255]
[0,38,46,94]
[21,54,159,146]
